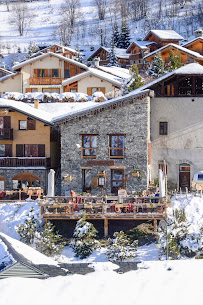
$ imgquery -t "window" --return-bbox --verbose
[37,69,45,78]
[42,88,60,93]
[70,89,77,93]
[111,169,124,194]
[0,144,5,157]
[24,144,38,157]
[0,144,12,157]
[19,118,36,130]
[82,135,97,158]
[159,122,168,135]
[16,144,45,157]
[52,69,59,78]
[158,162,168,174]
[87,87,105,95]
[65,69,70,78]
[19,120,27,130]
[109,135,125,158]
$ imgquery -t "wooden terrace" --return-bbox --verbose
[40,196,167,236]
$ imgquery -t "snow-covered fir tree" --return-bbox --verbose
[35,221,66,256]
[121,78,129,95]
[128,64,144,91]
[107,38,119,67]
[106,231,138,262]
[71,213,98,258]
[112,22,120,47]
[28,42,39,57]
[16,207,40,245]
[118,21,131,49]
[167,47,182,72]
[148,52,165,78]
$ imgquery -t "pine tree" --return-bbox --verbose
[121,79,129,95]
[71,214,98,258]
[107,38,119,67]
[167,47,182,72]
[28,42,39,57]
[128,64,144,91]
[148,52,165,78]
[112,22,120,47]
[106,231,138,262]
[35,221,66,256]
[118,21,131,49]
[16,207,39,245]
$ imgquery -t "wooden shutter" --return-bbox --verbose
[26,88,32,93]
[3,116,11,128]
[100,87,105,94]
[27,118,36,130]
[87,88,92,95]
[5,144,12,157]
[16,144,24,157]
[34,69,38,77]
[91,177,98,189]
[38,144,45,157]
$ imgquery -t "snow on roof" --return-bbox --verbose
[144,30,184,41]
[0,98,53,124]
[30,44,80,58]
[52,89,150,123]
[0,72,20,82]
[183,37,203,48]
[62,68,124,87]
[97,66,130,79]
[126,41,156,52]
[0,233,58,266]
[0,67,12,74]
[13,52,88,71]
[143,43,203,60]
[88,46,129,60]
[129,63,203,95]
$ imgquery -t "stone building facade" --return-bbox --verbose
[55,90,151,195]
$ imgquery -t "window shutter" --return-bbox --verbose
[26,88,32,93]
[100,87,105,94]
[38,144,45,157]
[34,69,38,77]
[27,118,36,130]
[3,116,11,128]
[5,144,12,157]
[87,88,92,96]
[16,144,24,157]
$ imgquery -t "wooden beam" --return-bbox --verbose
[104,218,108,237]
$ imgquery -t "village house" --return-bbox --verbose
[134,63,203,190]
[29,44,80,60]
[0,99,59,193]
[0,68,12,78]
[183,32,203,56]
[87,46,130,68]
[0,53,127,97]
[53,89,151,196]
[143,29,184,48]
[143,43,203,67]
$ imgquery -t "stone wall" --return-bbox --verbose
[60,95,150,195]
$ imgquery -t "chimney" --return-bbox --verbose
[93,57,100,68]
[34,100,39,109]
[195,28,203,38]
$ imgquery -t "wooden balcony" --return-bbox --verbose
[29,77,62,85]
[40,196,167,221]
[0,157,51,168]
[0,129,13,140]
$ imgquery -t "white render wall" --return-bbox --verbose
[0,74,21,94]
[77,75,117,98]
[150,96,203,188]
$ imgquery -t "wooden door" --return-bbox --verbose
[111,169,124,195]
[179,164,190,190]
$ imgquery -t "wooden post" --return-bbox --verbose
[104,218,108,237]
[154,219,157,230]
[186,187,188,199]
[19,189,22,201]
[200,190,202,198]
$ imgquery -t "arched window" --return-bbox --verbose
[12,173,41,190]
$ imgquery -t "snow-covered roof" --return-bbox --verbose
[183,37,203,48]
[126,41,156,52]
[62,67,125,87]
[144,30,184,41]
[0,98,53,124]
[53,89,150,123]
[0,72,21,82]
[0,67,12,74]
[129,63,203,95]
[13,52,88,71]
[87,46,129,61]
[143,43,203,60]
[96,66,130,79]
[30,44,80,58]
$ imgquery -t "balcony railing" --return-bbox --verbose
[0,128,13,140]
[0,157,51,168]
[29,77,62,85]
